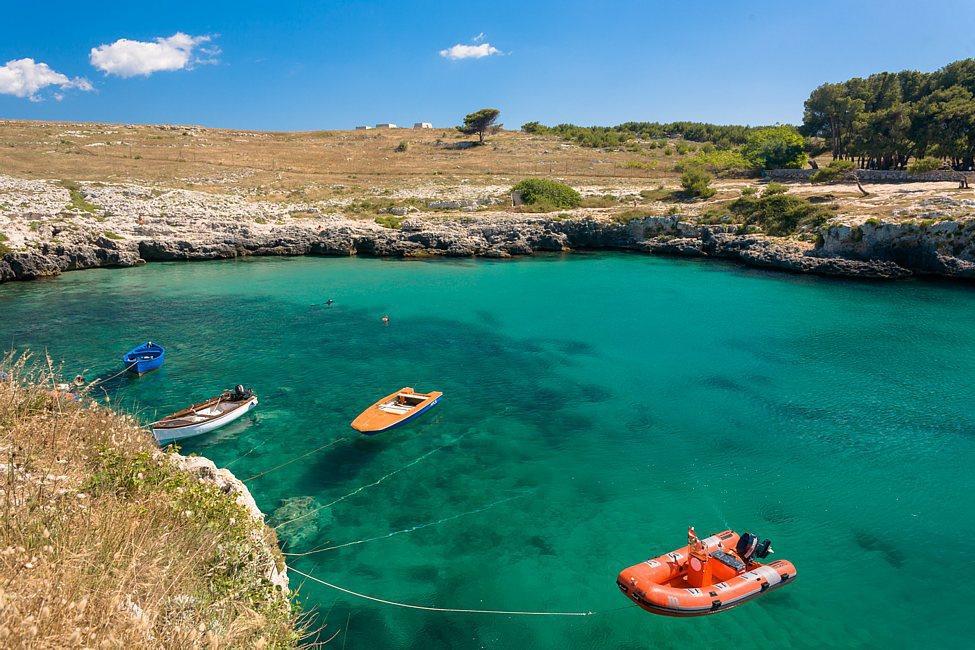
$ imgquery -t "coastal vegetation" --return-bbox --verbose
[810,159,857,184]
[703,184,833,236]
[521,120,757,149]
[740,126,807,170]
[375,214,405,228]
[802,58,975,169]
[512,178,582,211]
[457,108,502,144]
[679,167,716,199]
[0,358,301,647]
[58,180,99,214]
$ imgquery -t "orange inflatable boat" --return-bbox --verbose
[617,527,796,617]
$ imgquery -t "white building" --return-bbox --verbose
[355,125,374,130]
[375,123,398,129]
[413,122,433,129]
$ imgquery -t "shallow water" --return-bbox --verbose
[2,254,973,648]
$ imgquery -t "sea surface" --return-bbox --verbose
[1,254,973,649]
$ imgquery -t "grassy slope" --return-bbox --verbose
[0,358,301,648]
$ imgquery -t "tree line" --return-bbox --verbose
[518,58,975,172]
[801,59,975,170]
[521,121,759,149]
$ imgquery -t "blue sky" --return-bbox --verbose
[2,0,974,130]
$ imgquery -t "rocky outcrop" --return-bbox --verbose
[3,175,973,283]
[167,452,289,595]
[821,218,975,279]
[0,212,957,283]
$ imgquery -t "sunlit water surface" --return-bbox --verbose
[2,254,973,648]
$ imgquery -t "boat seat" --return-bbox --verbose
[710,549,746,572]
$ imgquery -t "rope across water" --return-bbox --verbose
[289,567,595,617]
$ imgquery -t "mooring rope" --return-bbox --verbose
[289,567,594,617]
[274,433,466,531]
[283,493,526,557]
[82,361,137,392]
[274,446,441,531]
[244,435,349,482]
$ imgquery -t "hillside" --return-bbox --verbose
[1,120,974,281]
[0,359,299,647]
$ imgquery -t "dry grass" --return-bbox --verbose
[0,355,303,648]
[0,120,690,201]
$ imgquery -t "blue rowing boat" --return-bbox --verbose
[123,341,165,375]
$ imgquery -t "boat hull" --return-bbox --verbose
[351,387,443,434]
[153,397,257,443]
[123,342,165,375]
[358,397,440,435]
[616,530,796,617]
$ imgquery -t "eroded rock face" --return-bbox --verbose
[2,175,973,283]
[167,452,290,595]
[821,217,975,278]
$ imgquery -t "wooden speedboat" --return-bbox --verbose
[152,385,258,443]
[351,387,442,434]
[123,341,165,375]
[617,527,796,617]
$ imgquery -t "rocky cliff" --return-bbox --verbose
[2,176,974,283]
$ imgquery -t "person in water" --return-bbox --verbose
[325,299,334,306]
[381,314,390,325]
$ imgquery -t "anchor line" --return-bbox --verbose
[273,447,440,531]
[243,436,349,482]
[274,433,466,531]
[289,567,594,617]
[283,493,526,557]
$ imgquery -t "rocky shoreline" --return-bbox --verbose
[6,212,974,284]
[2,175,974,283]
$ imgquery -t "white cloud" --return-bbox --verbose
[90,32,218,78]
[0,58,92,101]
[439,42,501,60]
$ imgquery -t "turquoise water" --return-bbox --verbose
[2,254,974,648]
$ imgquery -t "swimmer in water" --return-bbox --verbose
[381,314,390,325]
[325,298,334,307]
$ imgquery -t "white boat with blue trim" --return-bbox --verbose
[152,385,258,443]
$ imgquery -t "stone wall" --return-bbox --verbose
[764,169,970,183]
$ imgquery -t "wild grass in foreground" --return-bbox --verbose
[0,355,307,648]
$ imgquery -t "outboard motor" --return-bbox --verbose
[736,532,774,561]
[230,384,252,401]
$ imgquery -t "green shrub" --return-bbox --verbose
[727,192,832,236]
[623,160,657,171]
[679,167,716,199]
[374,215,405,229]
[675,150,755,176]
[742,126,808,169]
[394,140,409,153]
[102,231,123,240]
[580,194,618,208]
[810,159,856,184]
[640,186,675,202]
[612,209,654,223]
[512,178,582,210]
[907,156,943,174]
[0,233,10,256]
[58,180,98,213]
[763,182,788,196]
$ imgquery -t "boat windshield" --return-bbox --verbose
[394,394,427,406]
